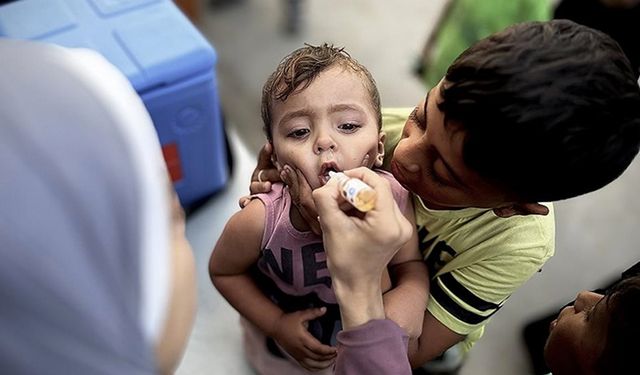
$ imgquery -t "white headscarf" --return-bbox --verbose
[0,39,171,374]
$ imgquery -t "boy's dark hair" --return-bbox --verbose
[261,43,381,141]
[596,276,640,374]
[439,20,640,202]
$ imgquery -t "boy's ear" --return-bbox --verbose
[493,203,550,218]
[375,132,386,167]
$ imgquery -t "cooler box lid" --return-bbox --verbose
[0,0,216,93]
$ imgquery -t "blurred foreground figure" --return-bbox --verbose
[0,39,196,375]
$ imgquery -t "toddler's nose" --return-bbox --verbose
[315,135,336,154]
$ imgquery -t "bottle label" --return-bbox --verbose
[342,179,369,205]
[329,171,376,211]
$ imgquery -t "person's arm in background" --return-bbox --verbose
[313,167,414,374]
[209,200,336,371]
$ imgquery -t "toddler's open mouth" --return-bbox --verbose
[319,161,340,185]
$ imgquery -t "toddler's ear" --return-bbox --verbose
[375,132,386,167]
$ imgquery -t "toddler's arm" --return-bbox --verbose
[209,200,284,334]
[209,199,336,370]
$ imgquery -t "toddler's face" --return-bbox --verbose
[270,66,383,190]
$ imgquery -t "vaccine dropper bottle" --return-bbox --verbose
[328,171,377,212]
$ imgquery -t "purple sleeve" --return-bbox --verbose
[335,319,411,374]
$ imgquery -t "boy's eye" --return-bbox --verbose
[583,305,595,322]
[287,128,309,138]
[428,166,448,187]
[409,107,425,129]
[408,107,419,121]
[338,123,361,132]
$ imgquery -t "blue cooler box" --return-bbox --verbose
[0,0,229,206]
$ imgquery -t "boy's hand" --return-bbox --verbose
[272,307,337,371]
[239,143,280,207]
[280,153,372,234]
[240,142,323,234]
[281,165,322,235]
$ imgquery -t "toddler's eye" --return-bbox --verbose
[288,129,309,138]
[339,123,361,132]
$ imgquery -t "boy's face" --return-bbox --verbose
[543,291,609,375]
[390,81,516,210]
[270,66,383,190]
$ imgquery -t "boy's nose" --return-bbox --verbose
[573,291,602,312]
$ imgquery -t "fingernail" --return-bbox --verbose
[362,154,370,166]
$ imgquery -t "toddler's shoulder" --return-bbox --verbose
[374,169,411,208]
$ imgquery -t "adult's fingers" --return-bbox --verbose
[313,168,390,226]
[341,167,390,194]
[312,177,344,234]
[341,167,398,213]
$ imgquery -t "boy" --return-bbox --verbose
[544,273,640,375]
[249,20,640,371]
[209,44,428,374]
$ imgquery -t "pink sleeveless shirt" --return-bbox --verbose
[251,170,410,345]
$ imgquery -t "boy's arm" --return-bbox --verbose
[386,253,467,367]
[410,219,555,367]
[209,200,286,336]
[384,200,429,340]
[410,311,465,367]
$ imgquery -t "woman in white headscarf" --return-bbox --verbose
[0,39,196,375]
